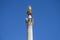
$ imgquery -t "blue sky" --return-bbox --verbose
[0,0,60,40]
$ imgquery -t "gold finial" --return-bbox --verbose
[27,5,32,15]
[28,5,32,11]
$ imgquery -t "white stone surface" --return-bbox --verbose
[28,15,32,18]
[27,24,33,40]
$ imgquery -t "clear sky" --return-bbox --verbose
[0,0,60,40]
